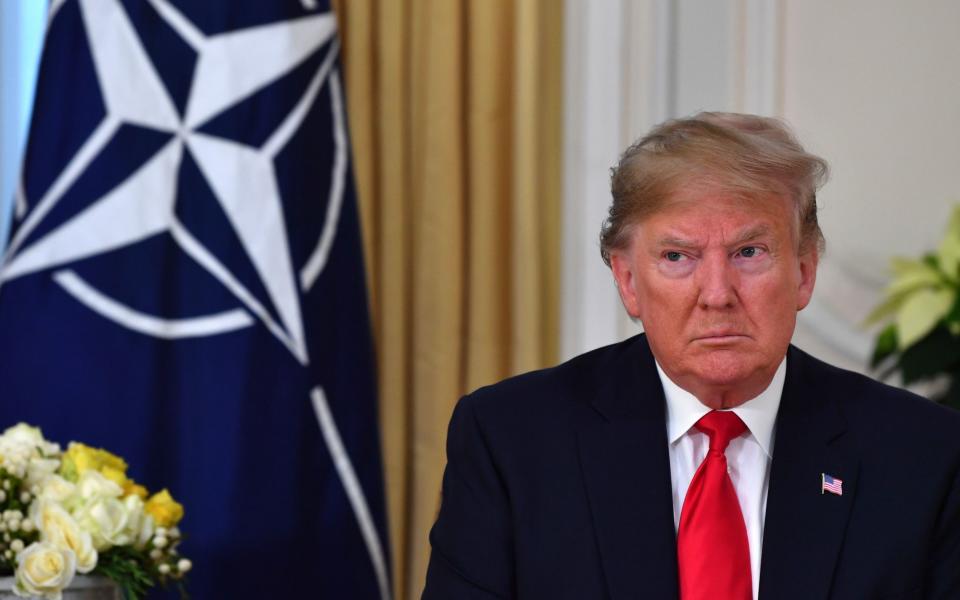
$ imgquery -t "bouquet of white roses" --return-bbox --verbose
[0,423,190,600]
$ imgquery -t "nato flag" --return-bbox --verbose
[0,1,391,597]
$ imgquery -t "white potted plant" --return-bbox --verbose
[868,206,960,407]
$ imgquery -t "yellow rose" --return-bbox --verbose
[125,482,148,500]
[99,466,127,488]
[59,443,127,484]
[33,501,97,574]
[14,541,77,600]
[145,489,184,528]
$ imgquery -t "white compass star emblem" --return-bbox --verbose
[0,0,348,366]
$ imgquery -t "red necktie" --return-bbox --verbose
[677,410,752,600]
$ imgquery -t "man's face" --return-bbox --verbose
[609,185,818,408]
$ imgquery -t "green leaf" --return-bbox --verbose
[866,255,950,326]
[922,253,941,271]
[94,547,154,600]
[946,293,960,326]
[898,326,960,385]
[896,287,954,349]
[886,258,942,297]
[938,205,960,281]
[865,291,910,326]
[870,324,898,368]
[891,255,937,276]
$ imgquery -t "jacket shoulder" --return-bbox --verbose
[461,335,645,418]
[792,346,960,445]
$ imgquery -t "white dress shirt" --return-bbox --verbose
[657,358,785,600]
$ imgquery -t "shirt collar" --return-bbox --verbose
[657,356,785,458]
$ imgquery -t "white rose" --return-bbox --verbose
[73,496,132,550]
[139,514,156,550]
[33,501,97,574]
[13,541,76,600]
[0,439,32,479]
[1,424,59,457]
[120,495,154,549]
[2,424,44,448]
[26,458,61,489]
[37,476,77,508]
[75,470,122,501]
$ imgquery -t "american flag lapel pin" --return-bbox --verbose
[821,473,843,496]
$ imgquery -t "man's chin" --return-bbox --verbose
[684,349,766,388]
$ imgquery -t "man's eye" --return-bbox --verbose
[665,251,685,262]
[739,246,760,258]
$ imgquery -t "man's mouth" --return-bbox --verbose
[693,331,748,344]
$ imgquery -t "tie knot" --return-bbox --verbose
[694,410,746,453]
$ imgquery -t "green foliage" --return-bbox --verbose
[898,327,960,384]
[95,542,191,600]
[870,324,898,369]
[95,547,155,600]
[869,206,960,409]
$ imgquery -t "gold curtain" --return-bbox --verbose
[335,1,563,597]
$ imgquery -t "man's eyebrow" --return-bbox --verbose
[654,225,773,249]
[728,224,772,246]
[656,236,700,249]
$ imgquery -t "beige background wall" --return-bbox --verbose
[783,0,960,371]
[563,0,960,375]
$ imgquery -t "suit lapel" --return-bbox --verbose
[759,347,859,600]
[578,337,679,600]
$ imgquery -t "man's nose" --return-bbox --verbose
[697,254,737,309]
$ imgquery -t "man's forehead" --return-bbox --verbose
[665,182,791,212]
[652,223,775,247]
[633,191,798,246]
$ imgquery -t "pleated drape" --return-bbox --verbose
[334,2,563,597]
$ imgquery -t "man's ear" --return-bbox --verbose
[609,253,642,318]
[796,248,818,311]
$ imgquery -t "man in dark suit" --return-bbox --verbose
[422,113,960,599]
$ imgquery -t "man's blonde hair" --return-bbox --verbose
[600,112,829,266]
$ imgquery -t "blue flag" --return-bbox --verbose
[0,1,390,598]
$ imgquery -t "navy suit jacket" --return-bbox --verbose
[422,334,960,599]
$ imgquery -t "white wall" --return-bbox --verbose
[782,0,960,371]
[561,0,960,376]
